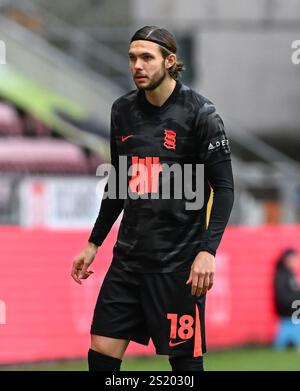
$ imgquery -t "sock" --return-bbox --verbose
[88,348,122,371]
[169,355,204,371]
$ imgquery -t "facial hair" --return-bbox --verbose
[136,64,167,91]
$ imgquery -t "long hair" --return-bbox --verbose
[130,26,185,80]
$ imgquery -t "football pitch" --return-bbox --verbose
[1,347,299,371]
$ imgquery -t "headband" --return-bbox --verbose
[130,37,175,54]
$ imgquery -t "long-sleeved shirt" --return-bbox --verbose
[89,80,234,273]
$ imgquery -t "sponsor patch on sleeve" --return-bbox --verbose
[207,137,231,154]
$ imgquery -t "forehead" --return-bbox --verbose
[128,40,161,55]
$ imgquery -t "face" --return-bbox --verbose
[285,253,299,272]
[128,40,175,91]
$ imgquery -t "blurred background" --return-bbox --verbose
[0,0,300,371]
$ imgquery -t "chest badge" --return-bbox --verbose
[163,129,176,150]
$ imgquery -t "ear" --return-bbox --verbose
[165,53,176,69]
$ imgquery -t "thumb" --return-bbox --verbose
[186,270,192,285]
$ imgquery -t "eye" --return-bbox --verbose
[143,55,152,61]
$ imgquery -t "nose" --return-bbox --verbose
[134,58,143,70]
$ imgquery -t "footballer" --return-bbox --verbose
[71,26,234,371]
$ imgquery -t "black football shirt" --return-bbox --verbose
[89,80,233,273]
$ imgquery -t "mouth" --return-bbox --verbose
[135,75,147,80]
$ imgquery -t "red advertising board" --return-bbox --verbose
[0,225,299,363]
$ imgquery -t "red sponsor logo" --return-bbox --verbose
[129,156,162,195]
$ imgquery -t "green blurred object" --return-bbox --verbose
[0,65,83,119]
[0,347,299,371]
[0,65,109,159]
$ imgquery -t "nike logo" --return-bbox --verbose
[169,340,187,348]
[120,135,133,142]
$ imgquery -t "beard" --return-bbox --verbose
[135,65,167,91]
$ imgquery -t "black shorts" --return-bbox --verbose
[90,262,206,357]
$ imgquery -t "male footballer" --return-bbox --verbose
[71,26,234,371]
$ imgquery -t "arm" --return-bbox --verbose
[197,159,234,256]
[88,133,124,247]
[71,102,124,284]
[186,101,234,296]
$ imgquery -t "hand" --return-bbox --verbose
[71,242,98,284]
[186,251,215,297]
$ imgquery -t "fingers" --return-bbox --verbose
[78,258,95,281]
[71,256,82,284]
[195,273,204,297]
[196,274,210,296]
[80,270,94,280]
[71,254,94,285]
[191,274,199,296]
[208,272,214,291]
[79,262,89,279]
[189,271,214,297]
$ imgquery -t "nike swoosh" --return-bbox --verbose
[120,135,133,142]
[169,340,187,347]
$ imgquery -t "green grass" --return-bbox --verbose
[1,347,299,371]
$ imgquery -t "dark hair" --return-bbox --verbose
[275,247,297,271]
[130,26,185,80]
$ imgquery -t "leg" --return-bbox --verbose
[274,319,291,350]
[289,323,300,349]
[88,335,130,371]
[141,269,206,371]
[91,334,130,359]
[168,355,204,371]
[89,263,150,371]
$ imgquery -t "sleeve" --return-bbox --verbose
[195,100,234,256]
[196,160,234,256]
[195,100,231,167]
[88,102,124,247]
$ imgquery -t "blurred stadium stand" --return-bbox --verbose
[0,92,106,225]
[0,138,92,174]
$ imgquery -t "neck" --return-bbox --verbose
[145,77,176,107]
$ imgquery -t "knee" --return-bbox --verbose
[91,334,128,360]
[169,355,204,371]
[91,334,112,357]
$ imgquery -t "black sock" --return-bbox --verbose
[169,356,204,371]
[88,348,122,371]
